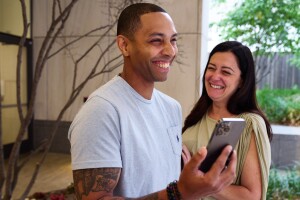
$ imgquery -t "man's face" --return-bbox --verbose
[126,12,178,83]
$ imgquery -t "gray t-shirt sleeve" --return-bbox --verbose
[68,96,122,170]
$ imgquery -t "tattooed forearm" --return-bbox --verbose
[93,168,120,192]
[73,168,121,200]
[73,168,164,200]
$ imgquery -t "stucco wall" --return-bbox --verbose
[32,0,208,122]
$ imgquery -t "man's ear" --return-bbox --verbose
[117,35,130,57]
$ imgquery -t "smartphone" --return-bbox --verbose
[198,118,246,173]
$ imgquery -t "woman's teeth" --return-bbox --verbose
[210,84,224,89]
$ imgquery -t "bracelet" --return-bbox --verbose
[166,180,182,200]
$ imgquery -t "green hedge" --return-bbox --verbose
[267,166,300,199]
[256,87,300,126]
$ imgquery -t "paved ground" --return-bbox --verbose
[8,153,73,200]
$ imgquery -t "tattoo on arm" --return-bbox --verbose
[73,168,121,199]
[73,168,161,200]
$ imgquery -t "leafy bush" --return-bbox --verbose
[256,87,300,126]
[267,166,300,199]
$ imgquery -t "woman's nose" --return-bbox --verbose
[209,71,222,80]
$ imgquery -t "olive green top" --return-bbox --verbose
[182,112,271,200]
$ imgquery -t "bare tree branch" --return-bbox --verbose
[3,0,30,198]
[16,0,30,122]
[19,1,143,196]
[0,79,4,200]
[48,25,111,59]
[3,1,79,199]
[3,1,165,199]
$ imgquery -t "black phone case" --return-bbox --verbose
[198,118,246,172]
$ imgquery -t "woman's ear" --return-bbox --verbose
[117,35,130,57]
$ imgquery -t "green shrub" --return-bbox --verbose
[256,87,300,126]
[267,166,300,199]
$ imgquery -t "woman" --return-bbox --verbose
[182,41,272,200]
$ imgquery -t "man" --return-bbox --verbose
[68,3,236,200]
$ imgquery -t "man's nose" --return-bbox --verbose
[162,42,177,57]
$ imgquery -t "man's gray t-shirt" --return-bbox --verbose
[68,76,182,197]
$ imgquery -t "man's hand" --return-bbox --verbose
[177,145,237,200]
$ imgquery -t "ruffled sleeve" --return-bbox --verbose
[235,113,271,200]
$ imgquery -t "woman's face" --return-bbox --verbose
[205,52,243,106]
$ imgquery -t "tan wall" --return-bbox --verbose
[32,0,209,122]
[0,0,31,38]
[0,44,28,144]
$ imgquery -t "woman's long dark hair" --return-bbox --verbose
[182,41,272,141]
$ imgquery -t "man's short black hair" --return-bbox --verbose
[117,3,167,39]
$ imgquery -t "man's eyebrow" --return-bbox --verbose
[149,32,178,37]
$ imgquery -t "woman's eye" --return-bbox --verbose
[223,71,232,75]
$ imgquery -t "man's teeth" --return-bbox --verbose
[210,84,223,89]
[157,63,169,68]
